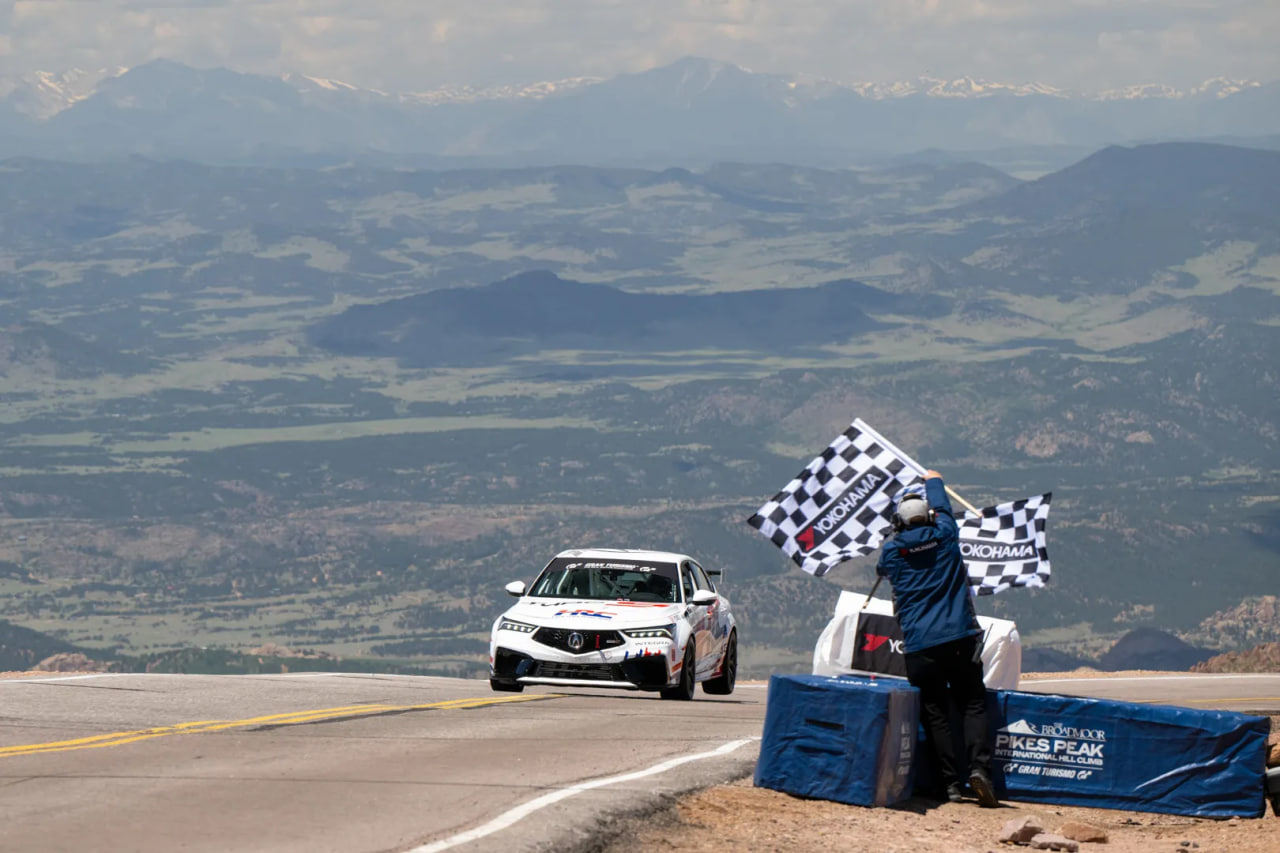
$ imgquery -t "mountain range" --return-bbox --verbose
[1,58,1278,169]
[0,139,1275,675]
[303,141,1280,370]
[4,61,1266,120]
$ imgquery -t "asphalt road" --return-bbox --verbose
[0,673,766,853]
[1,671,1275,853]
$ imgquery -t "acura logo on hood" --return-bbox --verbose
[567,632,585,651]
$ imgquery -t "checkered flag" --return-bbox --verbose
[746,419,927,577]
[959,493,1052,595]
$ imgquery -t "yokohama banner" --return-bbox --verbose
[850,611,909,677]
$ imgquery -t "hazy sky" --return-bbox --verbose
[2,0,1277,92]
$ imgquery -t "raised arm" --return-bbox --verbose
[923,469,955,520]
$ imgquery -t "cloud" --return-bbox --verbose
[1,0,1276,91]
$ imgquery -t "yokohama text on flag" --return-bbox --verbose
[746,418,926,577]
[959,493,1052,595]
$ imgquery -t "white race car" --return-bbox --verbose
[488,548,738,699]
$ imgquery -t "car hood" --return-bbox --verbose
[503,598,683,629]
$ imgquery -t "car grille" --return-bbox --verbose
[533,661,619,682]
[533,627,625,654]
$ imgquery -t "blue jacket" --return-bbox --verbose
[876,477,980,653]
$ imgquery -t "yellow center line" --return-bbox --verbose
[0,693,559,759]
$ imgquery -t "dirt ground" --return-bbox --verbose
[597,775,1279,853]
[595,696,1280,853]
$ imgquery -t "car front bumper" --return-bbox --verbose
[491,645,675,690]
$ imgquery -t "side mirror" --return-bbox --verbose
[690,589,717,606]
[504,581,526,597]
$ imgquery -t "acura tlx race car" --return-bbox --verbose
[489,548,737,700]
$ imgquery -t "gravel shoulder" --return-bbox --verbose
[591,672,1279,853]
[595,772,1278,853]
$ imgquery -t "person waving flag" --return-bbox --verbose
[747,418,1051,594]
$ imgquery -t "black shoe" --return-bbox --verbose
[968,769,999,808]
[945,782,965,803]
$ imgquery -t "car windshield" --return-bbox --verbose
[528,557,681,603]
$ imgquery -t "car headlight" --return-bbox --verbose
[622,624,675,640]
[498,617,537,634]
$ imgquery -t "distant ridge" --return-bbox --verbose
[2,58,1269,120]
[308,271,904,367]
[1193,642,1280,673]
[1098,628,1215,672]
[1024,628,1222,674]
[952,142,1280,293]
[0,323,152,378]
[2,58,1277,166]
[0,619,91,671]
[968,142,1280,223]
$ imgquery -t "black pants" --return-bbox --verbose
[904,634,991,787]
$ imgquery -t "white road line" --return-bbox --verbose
[0,672,327,684]
[0,673,133,683]
[408,737,760,853]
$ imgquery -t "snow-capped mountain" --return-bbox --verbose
[0,67,127,119]
[1187,77,1261,99]
[0,57,1275,167]
[908,77,1066,98]
[396,77,605,106]
[280,71,603,106]
[3,58,1265,120]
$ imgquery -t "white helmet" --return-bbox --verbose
[892,490,935,531]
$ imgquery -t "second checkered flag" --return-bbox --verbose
[959,493,1053,595]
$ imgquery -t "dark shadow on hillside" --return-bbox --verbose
[307,271,917,367]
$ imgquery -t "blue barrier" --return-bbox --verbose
[987,689,1269,818]
[754,674,918,807]
[755,675,1270,818]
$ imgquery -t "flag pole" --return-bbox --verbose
[860,576,883,610]
[852,419,982,516]
[945,485,980,516]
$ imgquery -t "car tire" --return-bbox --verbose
[660,645,696,701]
[489,678,524,693]
[702,631,737,696]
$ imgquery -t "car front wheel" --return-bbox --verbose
[702,631,737,696]
[660,645,696,701]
